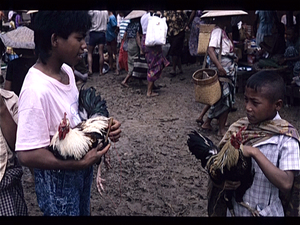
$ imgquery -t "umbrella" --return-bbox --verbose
[124,10,147,20]
[0,26,35,49]
[201,10,248,18]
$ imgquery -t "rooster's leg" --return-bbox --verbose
[96,164,106,195]
[238,201,260,217]
[104,154,112,169]
[224,192,235,217]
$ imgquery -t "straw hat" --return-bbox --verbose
[201,10,248,18]
[0,26,35,49]
[124,10,147,20]
[27,10,38,14]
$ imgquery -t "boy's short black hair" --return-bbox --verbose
[246,71,285,103]
[33,11,91,64]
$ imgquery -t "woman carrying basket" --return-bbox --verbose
[200,15,238,136]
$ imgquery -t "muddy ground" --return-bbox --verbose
[3,59,300,217]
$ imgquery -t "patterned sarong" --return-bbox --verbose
[141,34,170,82]
[0,166,28,216]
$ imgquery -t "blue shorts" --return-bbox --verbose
[34,167,93,216]
[89,31,106,46]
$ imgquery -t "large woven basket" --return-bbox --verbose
[197,24,215,55]
[192,69,221,105]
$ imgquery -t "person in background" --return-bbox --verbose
[164,10,189,76]
[73,56,88,84]
[121,17,143,87]
[87,10,108,76]
[201,16,238,137]
[106,11,118,75]
[116,11,130,74]
[8,11,16,30]
[4,48,37,96]
[117,13,130,73]
[140,11,170,97]
[15,11,23,28]
[0,88,28,216]
[188,10,205,57]
[254,10,277,48]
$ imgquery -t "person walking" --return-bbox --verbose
[141,11,170,97]
[106,11,118,74]
[121,11,144,87]
[87,10,109,76]
[200,16,238,137]
[164,10,189,75]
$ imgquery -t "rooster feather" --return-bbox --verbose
[187,129,257,216]
[79,85,109,120]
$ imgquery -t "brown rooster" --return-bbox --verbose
[187,127,259,216]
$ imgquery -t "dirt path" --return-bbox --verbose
[16,62,300,216]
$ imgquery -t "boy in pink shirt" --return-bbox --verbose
[15,11,121,216]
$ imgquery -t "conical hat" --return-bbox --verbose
[201,10,248,18]
[124,10,147,20]
[0,26,35,49]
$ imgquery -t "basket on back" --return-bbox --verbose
[197,24,215,55]
[192,69,221,106]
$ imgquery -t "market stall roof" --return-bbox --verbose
[0,26,34,49]
[201,10,248,18]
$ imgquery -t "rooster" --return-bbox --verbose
[187,128,258,217]
[50,86,113,195]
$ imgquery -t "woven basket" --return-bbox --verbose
[192,69,221,105]
[197,24,215,55]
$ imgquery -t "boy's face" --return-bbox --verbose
[56,32,86,67]
[244,86,280,125]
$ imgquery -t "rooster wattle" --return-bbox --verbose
[187,128,258,216]
[49,86,113,195]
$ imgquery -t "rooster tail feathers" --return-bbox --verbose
[187,130,218,168]
[78,86,109,120]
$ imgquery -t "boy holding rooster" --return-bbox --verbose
[15,11,121,216]
[208,71,300,216]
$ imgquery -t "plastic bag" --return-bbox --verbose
[145,16,168,46]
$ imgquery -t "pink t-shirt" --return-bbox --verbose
[16,64,81,151]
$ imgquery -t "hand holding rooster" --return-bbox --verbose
[81,142,111,167]
[107,119,122,143]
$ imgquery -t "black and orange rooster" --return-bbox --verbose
[187,128,258,216]
[50,86,113,195]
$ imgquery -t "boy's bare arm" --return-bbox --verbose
[243,145,294,194]
[17,143,110,170]
[0,95,17,150]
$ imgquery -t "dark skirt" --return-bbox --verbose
[167,30,185,57]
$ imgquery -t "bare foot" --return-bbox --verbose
[201,123,213,131]
[217,129,227,137]
[196,117,204,124]
[147,92,159,97]
[121,82,129,88]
